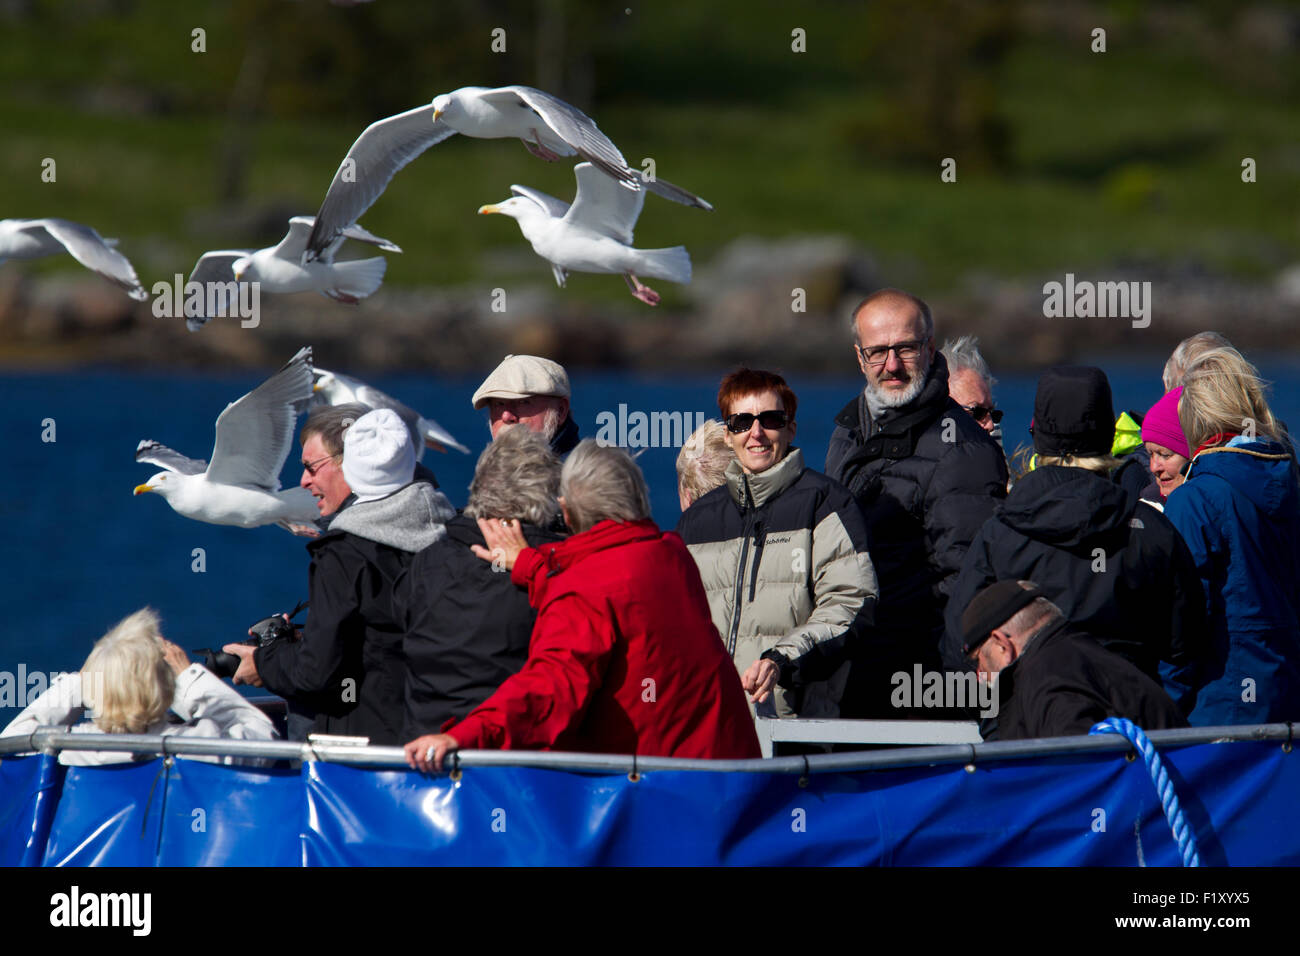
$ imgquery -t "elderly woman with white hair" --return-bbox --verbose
[405,439,760,770]
[676,419,733,510]
[3,608,276,765]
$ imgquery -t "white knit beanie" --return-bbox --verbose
[342,408,415,503]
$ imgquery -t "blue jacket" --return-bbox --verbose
[1164,439,1300,724]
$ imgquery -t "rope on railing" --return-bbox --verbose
[1089,717,1200,867]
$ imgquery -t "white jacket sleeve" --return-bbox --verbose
[1,672,87,740]
[169,665,278,744]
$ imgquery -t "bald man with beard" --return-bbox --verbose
[826,289,1008,719]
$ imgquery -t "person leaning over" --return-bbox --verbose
[405,440,760,770]
[961,580,1187,741]
[4,608,276,765]
[398,426,567,741]
[942,366,1210,714]
[676,368,877,719]
[225,409,456,746]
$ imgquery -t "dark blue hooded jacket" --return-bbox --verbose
[1164,438,1300,725]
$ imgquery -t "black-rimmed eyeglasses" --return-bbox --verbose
[857,340,925,367]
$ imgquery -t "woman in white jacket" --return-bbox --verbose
[2,607,277,765]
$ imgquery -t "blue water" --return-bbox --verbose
[5,359,1300,724]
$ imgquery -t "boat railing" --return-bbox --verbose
[0,722,1290,774]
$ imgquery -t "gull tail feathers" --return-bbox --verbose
[331,256,388,299]
[634,246,691,285]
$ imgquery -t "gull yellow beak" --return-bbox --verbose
[433,108,443,122]
[133,484,153,496]
[312,382,322,392]
[478,204,498,215]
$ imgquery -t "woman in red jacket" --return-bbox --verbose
[404,439,761,770]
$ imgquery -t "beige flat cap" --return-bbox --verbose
[471,354,571,409]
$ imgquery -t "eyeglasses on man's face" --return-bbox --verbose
[301,454,339,477]
[857,340,925,367]
[962,404,1003,425]
[725,410,789,434]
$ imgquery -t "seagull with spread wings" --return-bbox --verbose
[303,85,711,262]
[133,347,321,530]
[185,216,397,331]
[0,218,148,300]
[312,367,470,456]
[477,162,690,305]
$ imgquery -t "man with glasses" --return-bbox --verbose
[226,409,456,745]
[826,289,1008,719]
[676,368,877,723]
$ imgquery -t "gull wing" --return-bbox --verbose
[304,105,457,261]
[492,87,714,210]
[270,219,312,261]
[563,162,644,245]
[184,251,249,331]
[289,215,402,260]
[508,184,571,220]
[135,439,207,475]
[416,415,470,454]
[492,86,633,188]
[344,377,470,455]
[206,347,315,490]
[29,218,149,300]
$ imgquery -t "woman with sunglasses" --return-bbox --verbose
[675,368,877,720]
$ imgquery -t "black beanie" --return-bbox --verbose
[1032,366,1115,457]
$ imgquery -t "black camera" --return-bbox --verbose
[194,602,307,680]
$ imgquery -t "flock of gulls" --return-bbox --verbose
[3,85,713,532]
[2,84,711,317]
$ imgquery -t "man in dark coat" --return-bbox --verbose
[961,580,1188,741]
[942,367,1209,715]
[226,410,456,746]
[825,289,1008,717]
[399,427,567,740]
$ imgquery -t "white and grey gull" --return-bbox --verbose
[0,217,148,300]
[133,347,321,530]
[303,84,711,262]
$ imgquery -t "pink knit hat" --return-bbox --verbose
[1141,386,1189,459]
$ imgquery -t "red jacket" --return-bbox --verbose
[446,518,761,759]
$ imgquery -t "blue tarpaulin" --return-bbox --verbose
[1,737,1296,865]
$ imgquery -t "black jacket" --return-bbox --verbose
[825,354,1008,715]
[942,465,1209,713]
[398,514,566,740]
[981,618,1189,740]
[257,482,456,745]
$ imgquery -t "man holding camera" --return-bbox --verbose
[223,408,455,745]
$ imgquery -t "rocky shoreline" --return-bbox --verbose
[3,237,1297,374]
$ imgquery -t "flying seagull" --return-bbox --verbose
[303,85,711,262]
[313,367,470,456]
[478,162,690,305]
[0,218,148,300]
[133,347,321,530]
[185,216,397,330]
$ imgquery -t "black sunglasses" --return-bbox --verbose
[963,404,1003,425]
[725,410,789,433]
